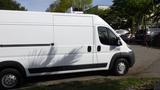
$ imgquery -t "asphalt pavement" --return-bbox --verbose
[129,45,160,77]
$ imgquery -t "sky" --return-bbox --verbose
[16,0,113,11]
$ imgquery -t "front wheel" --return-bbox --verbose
[112,58,129,76]
[0,68,23,89]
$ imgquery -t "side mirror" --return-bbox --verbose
[115,37,122,46]
[110,37,122,46]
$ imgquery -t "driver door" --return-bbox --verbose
[95,26,121,69]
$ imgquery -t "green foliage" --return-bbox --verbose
[112,0,153,17]
[46,0,92,12]
[20,78,159,90]
[85,7,130,29]
[72,0,92,11]
[85,7,109,19]
[86,0,156,30]
[0,0,26,10]
[110,0,155,32]
[54,0,72,12]
[150,4,160,26]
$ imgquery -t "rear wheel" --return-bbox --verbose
[0,68,23,89]
[112,58,129,76]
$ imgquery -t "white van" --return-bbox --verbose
[0,10,134,89]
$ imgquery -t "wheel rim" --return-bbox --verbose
[117,62,126,74]
[1,74,17,88]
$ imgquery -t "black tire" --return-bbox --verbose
[112,58,129,76]
[0,68,23,89]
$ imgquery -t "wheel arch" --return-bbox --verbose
[109,52,135,70]
[0,61,26,78]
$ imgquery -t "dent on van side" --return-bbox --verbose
[0,10,135,89]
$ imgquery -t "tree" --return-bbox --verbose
[85,7,109,18]
[150,1,160,27]
[86,8,119,28]
[111,0,154,33]
[72,0,92,11]
[0,0,26,10]
[46,0,92,12]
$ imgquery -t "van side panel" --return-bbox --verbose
[0,23,53,76]
[0,25,53,44]
[0,10,53,25]
[53,26,93,65]
[0,11,114,76]
[54,15,93,26]
[52,15,94,67]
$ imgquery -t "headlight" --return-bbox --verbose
[147,31,151,35]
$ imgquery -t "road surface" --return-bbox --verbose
[129,45,160,77]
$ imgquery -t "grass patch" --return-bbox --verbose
[20,77,160,90]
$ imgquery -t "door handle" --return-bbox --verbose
[87,46,91,52]
[97,45,101,52]
[51,43,54,46]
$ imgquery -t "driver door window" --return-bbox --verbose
[98,27,109,45]
[98,26,118,46]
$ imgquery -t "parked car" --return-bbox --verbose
[0,10,135,89]
[116,29,129,36]
[135,28,160,45]
[135,30,146,43]
[148,28,160,46]
[116,29,131,42]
